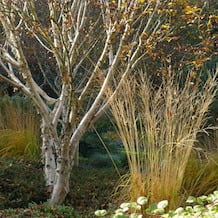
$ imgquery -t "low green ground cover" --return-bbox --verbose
[0,204,78,218]
[0,158,120,217]
[95,193,218,217]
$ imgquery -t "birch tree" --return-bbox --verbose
[0,0,177,205]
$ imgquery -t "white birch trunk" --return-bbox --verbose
[49,134,72,206]
[41,115,80,205]
[41,120,57,190]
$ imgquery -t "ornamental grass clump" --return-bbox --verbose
[0,95,41,159]
[107,68,217,209]
[183,152,218,197]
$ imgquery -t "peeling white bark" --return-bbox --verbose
[41,120,57,188]
[49,135,71,205]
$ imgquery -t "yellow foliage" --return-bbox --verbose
[184,5,201,15]
[161,24,170,30]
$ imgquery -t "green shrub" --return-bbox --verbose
[88,152,126,168]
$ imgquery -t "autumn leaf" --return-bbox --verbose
[184,6,201,15]
[162,24,170,30]
[189,57,210,66]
